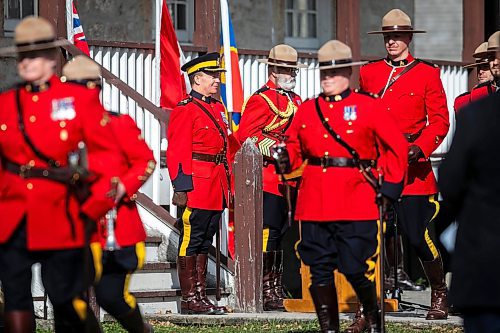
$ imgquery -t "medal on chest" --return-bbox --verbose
[51,97,76,121]
[343,105,357,121]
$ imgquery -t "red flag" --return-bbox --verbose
[160,1,186,109]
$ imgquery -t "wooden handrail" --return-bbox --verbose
[59,39,171,124]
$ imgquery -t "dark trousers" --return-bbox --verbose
[263,192,288,252]
[178,208,222,256]
[0,221,96,324]
[394,195,440,262]
[94,243,144,317]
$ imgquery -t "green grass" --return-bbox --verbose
[35,321,463,333]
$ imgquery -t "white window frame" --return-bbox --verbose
[284,0,332,50]
[3,0,38,36]
[166,0,194,43]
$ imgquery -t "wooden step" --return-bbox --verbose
[141,262,176,272]
[132,288,231,299]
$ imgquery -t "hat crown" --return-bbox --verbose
[474,42,489,58]
[268,44,298,63]
[63,56,102,80]
[487,31,500,50]
[318,40,352,63]
[382,9,412,28]
[15,16,55,44]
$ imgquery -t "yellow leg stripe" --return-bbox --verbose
[262,227,270,252]
[425,196,440,259]
[135,242,146,270]
[123,273,137,310]
[179,208,193,257]
[72,297,87,321]
[90,242,103,283]
[365,220,381,282]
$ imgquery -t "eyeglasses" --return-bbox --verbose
[274,66,299,75]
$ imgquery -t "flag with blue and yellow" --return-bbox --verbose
[220,0,244,133]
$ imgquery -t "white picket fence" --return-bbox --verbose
[88,42,468,211]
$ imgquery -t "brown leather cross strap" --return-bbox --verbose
[192,152,226,165]
[378,59,421,96]
[308,156,376,168]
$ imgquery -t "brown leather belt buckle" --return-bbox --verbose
[214,154,224,165]
[18,165,31,179]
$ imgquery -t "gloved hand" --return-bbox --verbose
[408,144,424,164]
[172,191,188,208]
[376,193,393,218]
[271,142,291,175]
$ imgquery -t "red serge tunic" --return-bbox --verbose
[286,90,407,222]
[0,77,120,250]
[167,91,230,211]
[360,55,450,195]
[236,80,302,196]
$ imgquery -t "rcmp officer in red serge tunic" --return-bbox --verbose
[0,17,121,332]
[468,31,500,102]
[355,9,451,327]
[278,40,407,333]
[454,42,494,113]
[62,56,157,333]
[167,53,230,315]
[236,44,305,311]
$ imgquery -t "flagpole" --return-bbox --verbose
[154,0,162,107]
[66,0,73,43]
[220,0,233,114]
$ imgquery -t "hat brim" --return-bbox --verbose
[257,58,308,69]
[203,67,227,73]
[316,61,368,70]
[463,61,489,69]
[0,39,68,56]
[367,29,426,34]
[472,49,499,58]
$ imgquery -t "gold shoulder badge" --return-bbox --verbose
[177,97,193,106]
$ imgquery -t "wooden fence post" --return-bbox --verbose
[233,139,263,313]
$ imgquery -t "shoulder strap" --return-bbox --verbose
[314,97,379,190]
[15,89,58,168]
[378,59,420,96]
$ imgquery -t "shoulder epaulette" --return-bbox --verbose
[107,110,121,117]
[213,98,222,104]
[367,58,385,64]
[254,86,270,95]
[177,96,193,106]
[354,89,379,98]
[417,59,439,68]
[456,91,470,98]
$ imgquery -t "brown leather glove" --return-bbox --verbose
[376,193,393,218]
[408,144,424,164]
[172,191,188,208]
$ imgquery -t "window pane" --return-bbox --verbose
[22,0,34,17]
[286,12,293,37]
[177,4,186,30]
[7,0,20,19]
[308,0,316,11]
[307,13,316,37]
[286,0,294,10]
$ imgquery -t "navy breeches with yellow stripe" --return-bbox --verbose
[298,220,379,286]
[394,195,440,262]
[94,243,145,317]
[178,208,222,257]
[0,220,99,328]
[263,192,288,252]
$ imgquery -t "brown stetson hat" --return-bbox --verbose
[463,42,490,68]
[472,31,500,58]
[317,40,367,70]
[62,56,101,81]
[257,44,307,69]
[0,16,68,56]
[367,9,426,34]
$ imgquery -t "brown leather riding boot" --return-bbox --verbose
[178,255,216,315]
[345,304,367,333]
[263,251,281,311]
[271,250,285,310]
[309,284,339,333]
[364,309,381,333]
[4,311,34,333]
[422,256,448,320]
[195,254,226,315]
